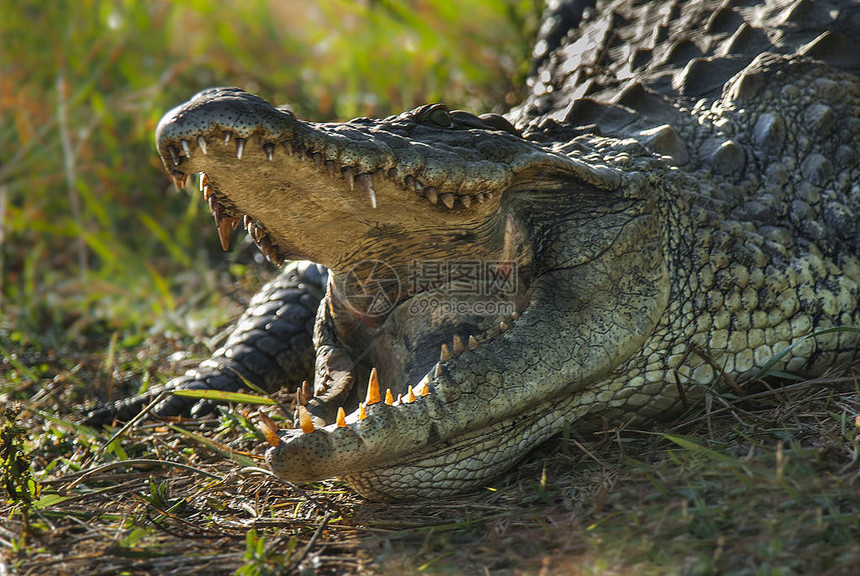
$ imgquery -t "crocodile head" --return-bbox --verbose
[156,88,669,498]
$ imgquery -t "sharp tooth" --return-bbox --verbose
[235,138,246,159]
[417,380,431,396]
[396,393,402,405]
[208,194,217,214]
[425,186,438,204]
[384,389,394,405]
[440,343,451,362]
[168,146,180,166]
[460,195,472,208]
[172,172,187,191]
[202,185,213,201]
[181,139,192,158]
[435,363,443,378]
[263,143,274,161]
[224,132,232,144]
[365,367,381,405]
[405,386,416,403]
[452,335,465,356]
[258,411,281,446]
[312,153,321,170]
[359,403,367,420]
[325,160,336,179]
[253,225,266,242]
[302,380,313,402]
[469,335,480,350]
[440,193,455,209]
[342,167,355,190]
[295,385,306,406]
[260,236,274,260]
[215,212,232,251]
[298,406,315,433]
[244,215,252,229]
[199,173,209,189]
[356,173,377,208]
[197,136,208,155]
[336,407,347,427]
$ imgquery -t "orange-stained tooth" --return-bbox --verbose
[452,335,465,355]
[258,411,281,446]
[406,386,416,403]
[216,215,232,251]
[384,389,394,405]
[298,406,315,433]
[440,344,451,362]
[366,368,381,405]
[199,173,209,190]
[417,381,430,396]
[468,335,480,350]
[336,407,347,427]
[359,403,367,420]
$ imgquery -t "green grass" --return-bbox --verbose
[2,2,860,575]
[0,0,540,343]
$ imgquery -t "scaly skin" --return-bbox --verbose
[102,0,860,499]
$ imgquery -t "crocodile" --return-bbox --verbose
[87,0,860,499]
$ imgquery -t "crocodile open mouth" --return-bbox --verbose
[185,159,530,436]
[153,87,659,500]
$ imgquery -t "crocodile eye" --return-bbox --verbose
[426,106,452,128]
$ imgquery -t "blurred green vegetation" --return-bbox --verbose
[0,0,540,345]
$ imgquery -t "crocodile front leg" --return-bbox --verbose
[83,261,327,425]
